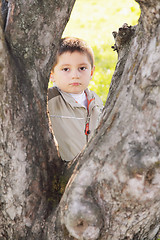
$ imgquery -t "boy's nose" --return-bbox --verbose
[72,69,80,79]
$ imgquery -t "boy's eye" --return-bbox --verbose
[62,68,69,72]
[79,67,87,71]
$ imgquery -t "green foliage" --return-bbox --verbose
[49,0,140,104]
[90,43,117,103]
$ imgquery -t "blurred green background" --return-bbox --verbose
[49,0,140,104]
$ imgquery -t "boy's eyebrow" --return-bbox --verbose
[60,63,89,67]
[60,64,70,67]
[79,63,89,66]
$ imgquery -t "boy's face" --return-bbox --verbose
[52,51,95,94]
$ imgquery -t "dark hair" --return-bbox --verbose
[52,37,94,69]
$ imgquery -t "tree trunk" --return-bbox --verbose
[0,0,160,240]
[0,0,75,239]
[54,0,160,239]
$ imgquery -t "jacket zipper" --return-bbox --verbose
[84,92,95,143]
[85,115,90,142]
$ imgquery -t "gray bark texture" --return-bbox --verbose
[0,0,76,239]
[0,0,160,240]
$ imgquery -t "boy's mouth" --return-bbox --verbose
[70,82,81,86]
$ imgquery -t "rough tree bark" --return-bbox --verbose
[0,0,160,240]
[53,1,160,240]
[0,0,75,239]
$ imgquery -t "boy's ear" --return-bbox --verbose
[90,65,95,79]
[50,71,55,83]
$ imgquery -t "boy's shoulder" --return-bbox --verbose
[48,86,60,101]
[86,89,103,107]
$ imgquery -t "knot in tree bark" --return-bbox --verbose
[63,199,103,240]
[59,163,104,240]
[111,23,136,54]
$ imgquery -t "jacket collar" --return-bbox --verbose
[58,88,97,111]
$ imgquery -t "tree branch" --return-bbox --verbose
[54,1,160,239]
[0,0,76,238]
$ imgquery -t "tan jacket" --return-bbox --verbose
[48,87,103,161]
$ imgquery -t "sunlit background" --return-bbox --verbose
[50,0,140,104]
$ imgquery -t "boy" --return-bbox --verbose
[48,37,103,161]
